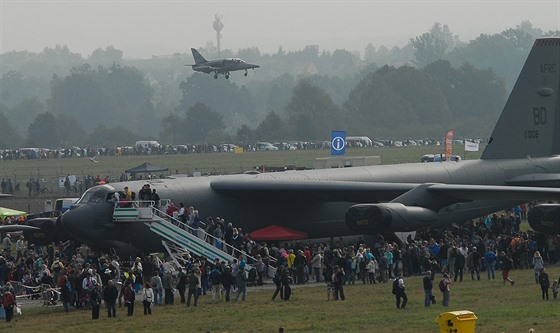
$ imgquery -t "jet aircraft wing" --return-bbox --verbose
[0,224,40,232]
[211,178,560,207]
[424,184,560,202]
[210,178,416,203]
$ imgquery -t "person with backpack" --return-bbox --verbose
[1,286,17,322]
[332,265,345,301]
[440,273,451,307]
[272,265,284,301]
[281,265,292,301]
[392,274,407,309]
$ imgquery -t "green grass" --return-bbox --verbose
[6,265,558,332]
[0,145,483,195]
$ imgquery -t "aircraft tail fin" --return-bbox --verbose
[481,38,560,159]
[190,48,207,65]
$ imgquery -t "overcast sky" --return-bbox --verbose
[1,0,559,59]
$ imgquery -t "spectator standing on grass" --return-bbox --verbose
[187,269,200,307]
[281,265,292,301]
[392,274,407,309]
[162,270,174,305]
[235,266,248,302]
[222,265,234,302]
[533,251,545,284]
[423,271,434,307]
[142,282,153,315]
[176,268,187,304]
[150,270,163,305]
[209,265,223,301]
[60,275,73,312]
[485,247,497,280]
[441,273,451,307]
[124,282,135,316]
[90,283,103,320]
[272,266,284,301]
[538,267,550,300]
[311,250,323,283]
[103,279,118,318]
[1,285,17,322]
[332,265,345,301]
[552,280,559,300]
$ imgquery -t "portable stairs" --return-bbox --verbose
[112,202,276,276]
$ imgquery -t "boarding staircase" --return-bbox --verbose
[112,202,276,276]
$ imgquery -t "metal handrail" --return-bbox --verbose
[151,206,274,270]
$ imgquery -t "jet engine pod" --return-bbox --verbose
[528,204,560,234]
[346,203,439,233]
[345,204,392,233]
[24,216,73,245]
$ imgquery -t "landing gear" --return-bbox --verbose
[244,72,248,76]
[225,74,230,79]
[214,74,218,79]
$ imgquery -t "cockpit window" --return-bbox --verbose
[78,187,110,204]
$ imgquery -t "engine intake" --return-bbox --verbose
[346,203,439,233]
[528,204,560,234]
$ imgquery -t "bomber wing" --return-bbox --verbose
[0,224,40,232]
[210,178,416,203]
[211,178,560,209]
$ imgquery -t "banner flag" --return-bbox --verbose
[465,140,479,152]
[444,129,455,161]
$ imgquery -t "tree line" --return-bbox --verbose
[0,21,557,149]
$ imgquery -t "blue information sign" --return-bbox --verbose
[331,131,346,156]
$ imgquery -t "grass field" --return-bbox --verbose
[0,145,483,193]
[5,265,559,333]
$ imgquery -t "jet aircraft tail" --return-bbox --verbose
[191,48,208,65]
[481,38,560,160]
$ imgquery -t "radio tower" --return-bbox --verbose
[213,14,224,56]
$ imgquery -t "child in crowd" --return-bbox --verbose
[552,280,559,301]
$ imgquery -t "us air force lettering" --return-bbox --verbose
[20,38,560,257]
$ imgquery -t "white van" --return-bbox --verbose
[135,141,161,149]
[346,136,373,147]
[256,142,278,151]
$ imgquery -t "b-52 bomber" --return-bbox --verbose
[187,48,260,79]
[15,38,560,257]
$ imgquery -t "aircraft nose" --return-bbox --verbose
[60,203,111,243]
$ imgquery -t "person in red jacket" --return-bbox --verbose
[1,286,17,322]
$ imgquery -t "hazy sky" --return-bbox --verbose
[1,0,559,59]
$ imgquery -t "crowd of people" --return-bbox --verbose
[0,204,558,323]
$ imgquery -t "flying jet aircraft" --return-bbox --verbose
[187,48,260,79]
[22,38,560,257]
